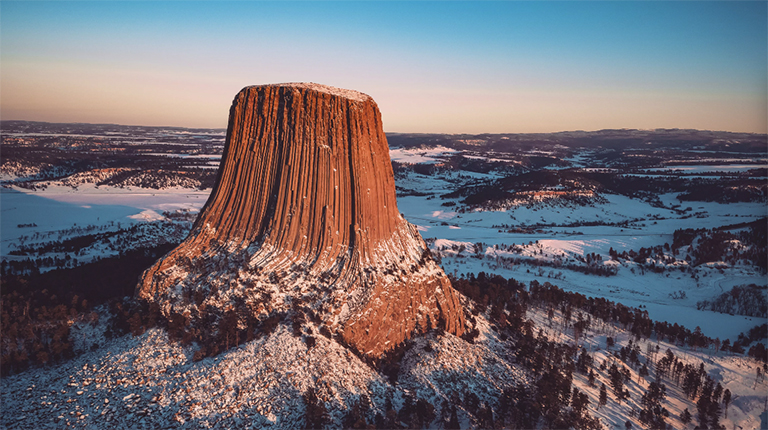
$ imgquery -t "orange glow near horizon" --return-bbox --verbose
[2,2,766,134]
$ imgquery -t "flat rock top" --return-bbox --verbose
[244,82,372,102]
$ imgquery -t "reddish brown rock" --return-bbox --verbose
[136,83,464,357]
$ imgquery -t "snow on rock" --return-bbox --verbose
[1,319,528,429]
[398,318,530,411]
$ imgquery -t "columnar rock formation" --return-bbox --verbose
[137,83,464,357]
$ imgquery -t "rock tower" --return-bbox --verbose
[137,83,464,357]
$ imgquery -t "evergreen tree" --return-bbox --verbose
[303,387,329,429]
[381,395,397,428]
[639,364,649,379]
[696,380,715,429]
[713,383,723,404]
[447,404,460,430]
[415,398,436,429]
[127,312,144,336]
[639,382,669,429]
[683,364,702,399]
[499,385,540,429]
[680,408,692,425]
[599,383,608,408]
[476,403,494,429]
[609,363,627,402]
[342,395,371,429]
[219,309,238,351]
[374,412,385,429]
[571,387,590,417]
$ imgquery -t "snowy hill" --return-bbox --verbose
[1,317,531,429]
[2,297,765,429]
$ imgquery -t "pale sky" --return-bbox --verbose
[1,1,766,134]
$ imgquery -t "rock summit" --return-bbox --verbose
[137,83,464,357]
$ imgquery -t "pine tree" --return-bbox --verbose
[599,383,608,408]
[447,404,460,430]
[127,312,144,336]
[713,383,723,403]
[639,364,649,380]
[680,408,692,424]
[639,382,668,429]
[399,395,416,427]
[722,388,732,418]
[343,395,371,429]
[571,387,590,417]
[415,399,436,429]
[696,380,714,429]
[609,363,627,402]
[476,403,494,429]
[303,387,329,429]
[219,309,238,351]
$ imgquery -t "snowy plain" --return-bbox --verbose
[2,146,766,341]
[1,135,767,429]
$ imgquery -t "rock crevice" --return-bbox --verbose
[137,83,464,357]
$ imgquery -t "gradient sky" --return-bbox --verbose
[2,1,766,133]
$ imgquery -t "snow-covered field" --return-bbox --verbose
[1,185,209,262]
[2,149,765,339]
[392,169,766,342]
[389,146,459,164]
[2,135,766,429]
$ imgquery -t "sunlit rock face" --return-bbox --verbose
[137,83,464,357]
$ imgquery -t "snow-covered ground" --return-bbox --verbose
[527,306,768,430]
[389,146,458,164]
[2,141,766,429]
[394,171,766,341]
[1,304,764,429]
[2,152,765,339]
[0,320,527,429]
[1,185,209,257]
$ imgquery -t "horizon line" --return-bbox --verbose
[2,119,766,138]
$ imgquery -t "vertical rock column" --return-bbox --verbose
[137,83,464,357]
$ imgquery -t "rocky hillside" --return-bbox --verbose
[0,312,527,429]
